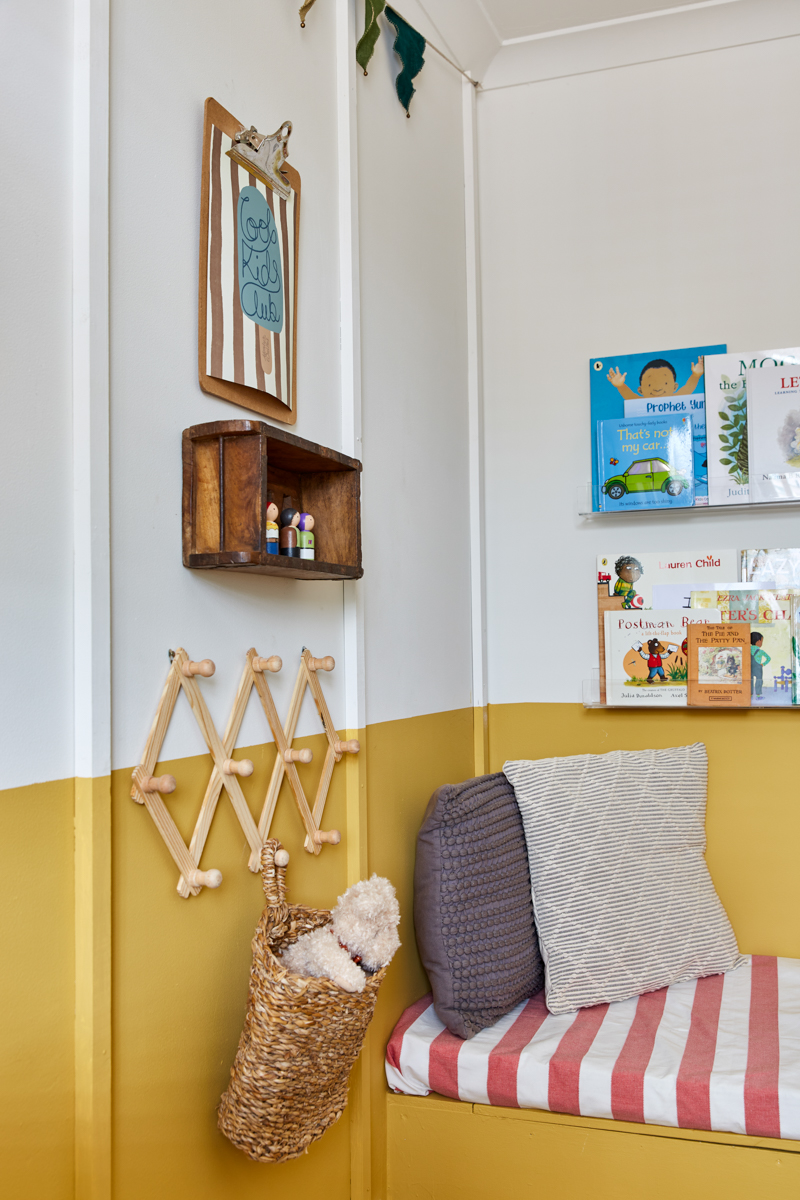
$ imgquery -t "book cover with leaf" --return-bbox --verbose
[745,365,800,502]
[589,343,724,509]
[704,349,800,505]
[596,548,739,704]
[605,608,721,706]
[687,623,751,707]
[597,415,694,511]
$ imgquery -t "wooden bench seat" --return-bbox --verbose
[387,1092,800,1200]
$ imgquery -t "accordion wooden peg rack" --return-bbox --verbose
[132,646,360,897]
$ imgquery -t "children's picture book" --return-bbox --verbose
[747,365,800,502]
[596,548,739,703]
[687,623,751,707]
[747,621,793,706]
[605,608,721,706]
[596,415,694,511]
[792,594,800,704]
[741,547,800,587]
[704,349,800,506]
[589,343,725,509]
[689,588,794,624]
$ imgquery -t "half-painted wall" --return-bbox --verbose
[2,0,482,1196]
[478,7,800,707]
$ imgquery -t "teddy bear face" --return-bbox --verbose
[332,874,401,973]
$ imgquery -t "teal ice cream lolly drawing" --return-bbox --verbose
[237,186,284,333]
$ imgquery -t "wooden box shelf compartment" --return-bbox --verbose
[182,420,362,580]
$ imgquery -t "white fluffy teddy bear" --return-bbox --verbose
[281,874,400,992]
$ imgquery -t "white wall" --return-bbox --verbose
[109,0,348,767]
[477,12,800,704]
[357,0,473,727]
[0,0,74,788]
[108,0,474,768]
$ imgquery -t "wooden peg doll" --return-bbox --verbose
[279,507,300,557]
[266,501,279,555]
[298,512,315,561]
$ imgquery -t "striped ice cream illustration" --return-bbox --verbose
[206,125,297,407]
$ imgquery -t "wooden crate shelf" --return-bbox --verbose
[182,420,362,580]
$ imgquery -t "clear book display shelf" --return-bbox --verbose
[583,668,797,710]
[576,483,800,519]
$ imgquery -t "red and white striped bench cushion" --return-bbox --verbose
[386,955,800,1141]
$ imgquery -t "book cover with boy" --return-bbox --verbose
[596,415,694,511]
[747,621,793,706]
[704,349,800,506]
[589,343,725,509]
[596,548,738,703]
[792,594,800,704]
[747,365,800,502]
[605,608,721,707]
[687,623,750,707]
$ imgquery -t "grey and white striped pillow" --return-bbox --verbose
[503,743,743,1014]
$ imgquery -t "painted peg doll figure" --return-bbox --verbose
[298,512,315,561]
[279,507,300,557]
[266,501,279,555]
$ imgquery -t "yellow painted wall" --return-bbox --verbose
[112,731,352,1200]
[110,708,474,1200]
[6,702,798,1199]
[374,703,800,1200]
[1,779,74,1200]
[0,709,474,1200]
[487,703,800,959]
[365,707,475,1200]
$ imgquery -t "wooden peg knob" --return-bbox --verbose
[252,655,282,673]
[182,659,215,678]
[334,739,360,755]
[186,868,223,889]
[308,655,335,672]
[274,849,290,867]
[284,748,313,764]
[223,758,254,777]
[140,774,176,795]
[312,829,341,846]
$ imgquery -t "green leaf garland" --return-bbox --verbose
[299,0,318,26]
[356,0,386,73]
[385,6,426,115]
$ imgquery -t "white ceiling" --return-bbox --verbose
[478,0,699,41]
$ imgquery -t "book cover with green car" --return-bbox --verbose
[596,415,694,512]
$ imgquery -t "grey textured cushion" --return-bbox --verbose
[504,743,744,1015]
[414,773,544,1040]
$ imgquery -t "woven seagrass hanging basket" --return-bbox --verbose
[218,839,387,1163]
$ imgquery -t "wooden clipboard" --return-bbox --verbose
[198,97,300,425]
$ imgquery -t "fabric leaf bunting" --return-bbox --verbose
[298,0,318,26]
[356,0,386,74]
[385,7,426,116]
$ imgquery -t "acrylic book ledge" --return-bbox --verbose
[582,668,797,710]
[577,484,800,519]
